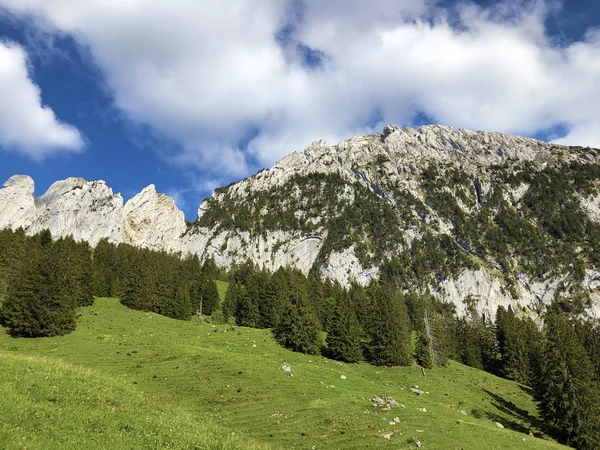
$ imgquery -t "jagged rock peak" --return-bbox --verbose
[3,174,34,194]
[322,124,559,163]
[0,175,36,231]
[124,184,186,253]
[222,124,576,199]
[0,176,186,252]
[28,177,124,246]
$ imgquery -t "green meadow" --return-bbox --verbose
[0,297,569,449]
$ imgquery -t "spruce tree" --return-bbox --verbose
[0,228,27,298]
[55,236,94,307]
[415,332,433,369]
[258,275,279,327]
[326,292,364,363]
[535,307,600,448]
[165,285,192,320]
[0,236,77,337]
[201,256,219,280]
[222,281,241,322]
[235,289,260,327]
[92,238,114,297]
[273,283,321,355]
[199,278,220,316]
[455,317,484,369]
[121,250,153,311]
[364,284,412,367]
[495,306,529,382]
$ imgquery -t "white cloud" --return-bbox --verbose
[0,40,84,159]
[1,0,599,176]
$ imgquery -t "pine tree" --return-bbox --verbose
[222,281,241,322]
[326,292,364,363]
[273,284,321,355]
[535,307,600,448]
[0,236,77,337]
[364,284,412,367]
[415,332,433,369]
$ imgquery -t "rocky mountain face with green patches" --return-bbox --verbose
[183,125,600,319]
[3,124,600,319]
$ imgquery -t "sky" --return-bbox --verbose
[1,0,600,219]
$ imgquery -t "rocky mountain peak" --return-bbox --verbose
[2,124,600,320]
[2,174,34,193]
[123,183,185,253]
[0,174,36,231]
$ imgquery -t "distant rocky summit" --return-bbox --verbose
[0,175,184,252]
[3,124,600,319]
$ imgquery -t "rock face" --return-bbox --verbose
[28,178,124,246]
[185,124,600,320]
[0,177,185,250]
[0,175,36,231]
[123,185,185,253]
[2,124,600,320]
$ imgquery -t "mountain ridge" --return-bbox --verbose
[2,124,600,320]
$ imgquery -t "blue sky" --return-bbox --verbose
[1,0,600,219]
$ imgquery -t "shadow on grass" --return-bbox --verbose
[479,388,554,439]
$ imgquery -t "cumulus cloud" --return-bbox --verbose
[2,0,599,177]
[0,40,84,159]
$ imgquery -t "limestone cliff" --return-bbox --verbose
[185,125,600,319]
[0,175,36,231]
[0,177,185,250]
[123,185,185,253]
[3,124,600,319]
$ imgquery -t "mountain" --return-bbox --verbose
[0,175,185,252]
[2,124,600,319]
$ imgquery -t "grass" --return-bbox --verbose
[0,352,262,450]
[216,280,229,302]
[0,298,570,449]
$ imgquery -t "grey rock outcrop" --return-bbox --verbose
[28,178,124,246]
[184,125,600,320]
[0,176,185,251]
[124,185,185,253]
[0,175,36,231]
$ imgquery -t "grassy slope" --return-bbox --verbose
[216,280,229,302]
[0,298,569,450]
[0,352,263,450]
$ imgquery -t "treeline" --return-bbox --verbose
[0,230,220,335]
[92,238,220,320]
[0,228,93,337]
[220,260,454,366]
[482,304,600,449]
